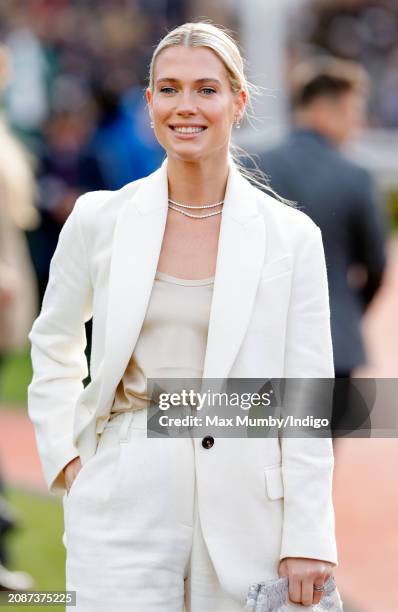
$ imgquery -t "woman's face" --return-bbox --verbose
[146,45,246,163]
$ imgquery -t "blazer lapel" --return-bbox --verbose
[97,160,169,414]
[202,163,266,379]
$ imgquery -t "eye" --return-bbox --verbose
[200,87,216,95]
[160,87,176,94]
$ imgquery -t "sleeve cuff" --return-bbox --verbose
[280,528,338,566]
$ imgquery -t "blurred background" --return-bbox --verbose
[0,1,397,610]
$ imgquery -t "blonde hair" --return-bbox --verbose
[148,21,293,205]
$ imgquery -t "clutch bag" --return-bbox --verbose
[244,575,343,611]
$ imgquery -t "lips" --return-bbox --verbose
[169,125,207,140]
[169,123,207,130]
[170,125,207,134]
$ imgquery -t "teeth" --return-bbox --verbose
[173,126,205,134]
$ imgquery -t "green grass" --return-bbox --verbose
[0,350,32,408]
[389,190,398,230]
[0,346,90,409]
[1,488,65,610]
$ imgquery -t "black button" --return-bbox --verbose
[201,435,214,449]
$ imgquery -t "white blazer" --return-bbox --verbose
[28,158,338,599]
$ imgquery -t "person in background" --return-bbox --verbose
[257,57,386,435]
[0,472,34,592]
[0,45,38,358]
[0,43,36,593]
[78,78,157,192]
[32,107,91,304]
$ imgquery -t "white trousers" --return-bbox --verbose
[63,409,243,611]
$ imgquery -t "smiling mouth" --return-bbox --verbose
[170,126,207,134]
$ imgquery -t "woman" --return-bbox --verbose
[28,22,339,612]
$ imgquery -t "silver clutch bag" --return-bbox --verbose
[245,575,343,611]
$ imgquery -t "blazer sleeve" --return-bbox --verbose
[280,223,338,565]
[350,169,386,309]
[27,193,94,495]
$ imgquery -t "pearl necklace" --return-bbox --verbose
[168,198,224,209]
[168,198,224,219]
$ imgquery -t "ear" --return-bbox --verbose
[145,87,153,119]
[234,88,247,122]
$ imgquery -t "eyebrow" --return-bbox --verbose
[156,78,222,86]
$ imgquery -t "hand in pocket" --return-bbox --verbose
[63,456,82,495]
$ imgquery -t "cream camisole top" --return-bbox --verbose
[110,271,214,413]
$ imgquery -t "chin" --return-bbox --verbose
[168,146,207,163]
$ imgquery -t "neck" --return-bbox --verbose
[166,155,230,206]
[294,114,340,147]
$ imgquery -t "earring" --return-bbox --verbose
[234,116,241,129]
[150,120,154,129]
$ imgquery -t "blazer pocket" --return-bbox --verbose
[65,453,95,501]
[66,463,85,501]
[264,464,284,500]
[260,256,292,283]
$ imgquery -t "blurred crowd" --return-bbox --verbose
[289,0,398,128]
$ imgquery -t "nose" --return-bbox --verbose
[175,89,197,115]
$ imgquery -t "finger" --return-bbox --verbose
[278,560,288,577]
[288,574,301,605]
[302,578,316,607]
[312,579,326,605]
[67,467,79,486]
